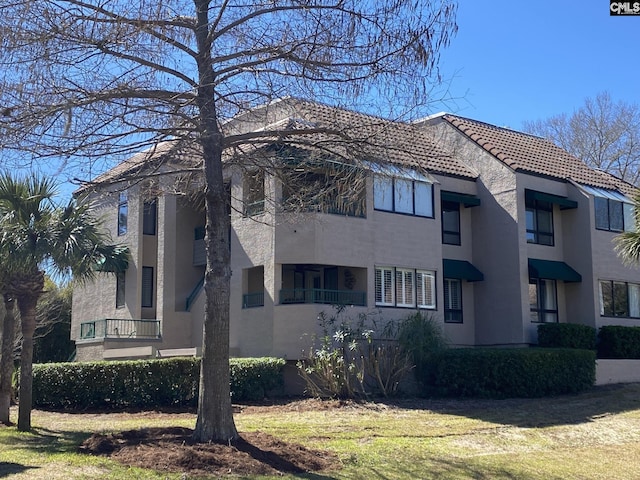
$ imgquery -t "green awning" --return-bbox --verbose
[528,258,581,282]
[443,259,484,282]
[441,191,481,207]
[525,189,578,210]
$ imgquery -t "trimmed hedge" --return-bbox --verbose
[537,323,596,350]
[426,348,595,398]
[32,357,285,409]
[598,326,640,359]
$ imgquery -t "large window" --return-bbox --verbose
[529,278,558,323]
[600,280,640,318]
[244,170,265,216]
[117,192,128,236]
[375,266,435,309]
[442,201,461,245]
[526,198,553,245]
[115,271,126,308]
[141,266,154,308]
[373,175,433,218]
[444,278,462,323]
[143,199,157,235]
[595,197,634,232]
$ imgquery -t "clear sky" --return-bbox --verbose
[431,1,640,131]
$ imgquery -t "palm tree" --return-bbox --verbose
[614,194,640,265]
[0,173,128,431]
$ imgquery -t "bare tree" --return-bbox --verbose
[0,0,458,441]
[523,92,640,185]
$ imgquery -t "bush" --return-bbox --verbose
[598,326,640,359]
[297,308,413,398]
[32,357,285,409]
[391,311,447,383]
[537,323,596,350]
[427,348,595,398]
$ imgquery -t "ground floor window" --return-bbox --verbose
[599,280,640,318]
[529,278,557,323]
[375,266,435,309]
[444,278,462,323]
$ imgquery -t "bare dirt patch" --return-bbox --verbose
[80,425,340,477]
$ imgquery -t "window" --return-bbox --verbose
[115,271,125,308]
[244,170,265,216]
[141,266,154,308]
[117,192,128,236]
[599,280,640,318]
[395,268,414,307]
[375,267,394,306]
[595,197,634,232]
[442,201,461,245]
[373,175,433,217]
[416,270,436,309]
[529,278,558,323]
[444,278,462,323]
[143,199,157,235]
[375,266,435,309]
[526,197,553,245]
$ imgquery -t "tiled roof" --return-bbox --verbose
[441,114,636,197]
[224,98,478,179]
[79,99,478,191]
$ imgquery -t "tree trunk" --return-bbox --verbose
[191,0,238,443]
[0,294,16,425]
[17,295,38,432]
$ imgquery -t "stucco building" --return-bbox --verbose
[71,99,640,361]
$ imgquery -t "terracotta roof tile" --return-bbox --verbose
[441,114,636,196]
[82,99,478,190]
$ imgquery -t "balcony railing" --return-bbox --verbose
[242,292,265,308]
[79,319,161,340]
[279,288,366,306]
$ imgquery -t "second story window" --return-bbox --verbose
[117,192,128,236]
[594,197,634,232]
[375,266,435,309]
[143,199,157,235]
[244,170,265,216]
[442,201,461,245]
[373,175,433,218]
[526,198,553,246]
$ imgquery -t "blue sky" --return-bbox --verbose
[432,1,640,130]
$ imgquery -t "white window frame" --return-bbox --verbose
[416,270,436,309]
[375,266,395,306]
[395,268,415,307]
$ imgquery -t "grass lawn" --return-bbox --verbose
[2,383,640,479]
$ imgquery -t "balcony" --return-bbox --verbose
[80,319,161,340]
[242,291,265,308]
[279,288,366,306]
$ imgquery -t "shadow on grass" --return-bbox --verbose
[383,383,640,428]
[0,462,38,478]
[0,426,92,456]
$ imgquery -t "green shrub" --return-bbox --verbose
[427,348,595,398]
[598,326,640,359]
[537,323,596,350]
[390,311,447,384]
[32,357,285,409]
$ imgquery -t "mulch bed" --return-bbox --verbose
[80,426,341,477]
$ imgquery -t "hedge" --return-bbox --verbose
[32,357,286,409]
[598,326,640,359]
[425,348,595,398]
[537,323,596,350]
